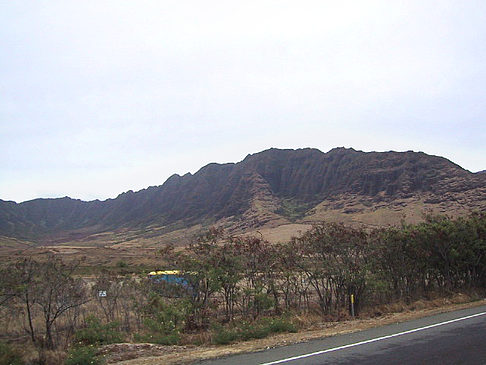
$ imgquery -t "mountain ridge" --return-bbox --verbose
[1,147,485,243]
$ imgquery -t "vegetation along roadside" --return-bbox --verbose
[0,212,485,364]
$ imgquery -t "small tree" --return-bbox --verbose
[294,223,370,316]
[33,256,89,350]
[6,256,89,350]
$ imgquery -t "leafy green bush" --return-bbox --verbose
[238,321,271,340]
[74,316,124,346]
[252,292,274,314]
[211,316,297,345]
[0,342,23,365]
[265,317,298,334]
[116,260,128,268]
[210,323,239,345]
[135,295,191,345]
[65,345,104,365]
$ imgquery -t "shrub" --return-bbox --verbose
[135,296,191,345]
[0,342,23,365]
[65,345,103,365]
[252,292,274,314]
[211,316,297,345]
[210,324,239,345]
[74,316,124,346]
[238,321,270,340]
[116,260,128,268]
[265,317,298,334]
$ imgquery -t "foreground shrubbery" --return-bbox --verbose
[65,345,104,365]
[212,316,298,345]
[0,342,23,365]
[0,213,484,363]
[74,316,124,346]
[133,294,190,345]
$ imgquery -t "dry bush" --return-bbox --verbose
[180,331,212,346]
[37,349,67,365]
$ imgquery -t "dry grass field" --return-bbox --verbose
[0,195,477,271]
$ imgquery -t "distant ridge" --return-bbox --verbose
[1,147,485,243]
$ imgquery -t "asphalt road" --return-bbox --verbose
[197,304,486,365]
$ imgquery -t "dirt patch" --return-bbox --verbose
[248,223,313,243]
[106,296,486,365]
[99,343,188,363]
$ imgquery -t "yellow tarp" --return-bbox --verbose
[148,270,182,276]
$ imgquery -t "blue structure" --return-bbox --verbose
[147,270,197,296]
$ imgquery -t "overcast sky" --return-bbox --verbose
[1,1,485,203]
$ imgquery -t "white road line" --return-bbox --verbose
[260,311,486,365]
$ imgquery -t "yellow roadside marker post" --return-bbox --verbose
[351,294,355,318]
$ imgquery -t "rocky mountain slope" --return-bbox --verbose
[1,147,485,244]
